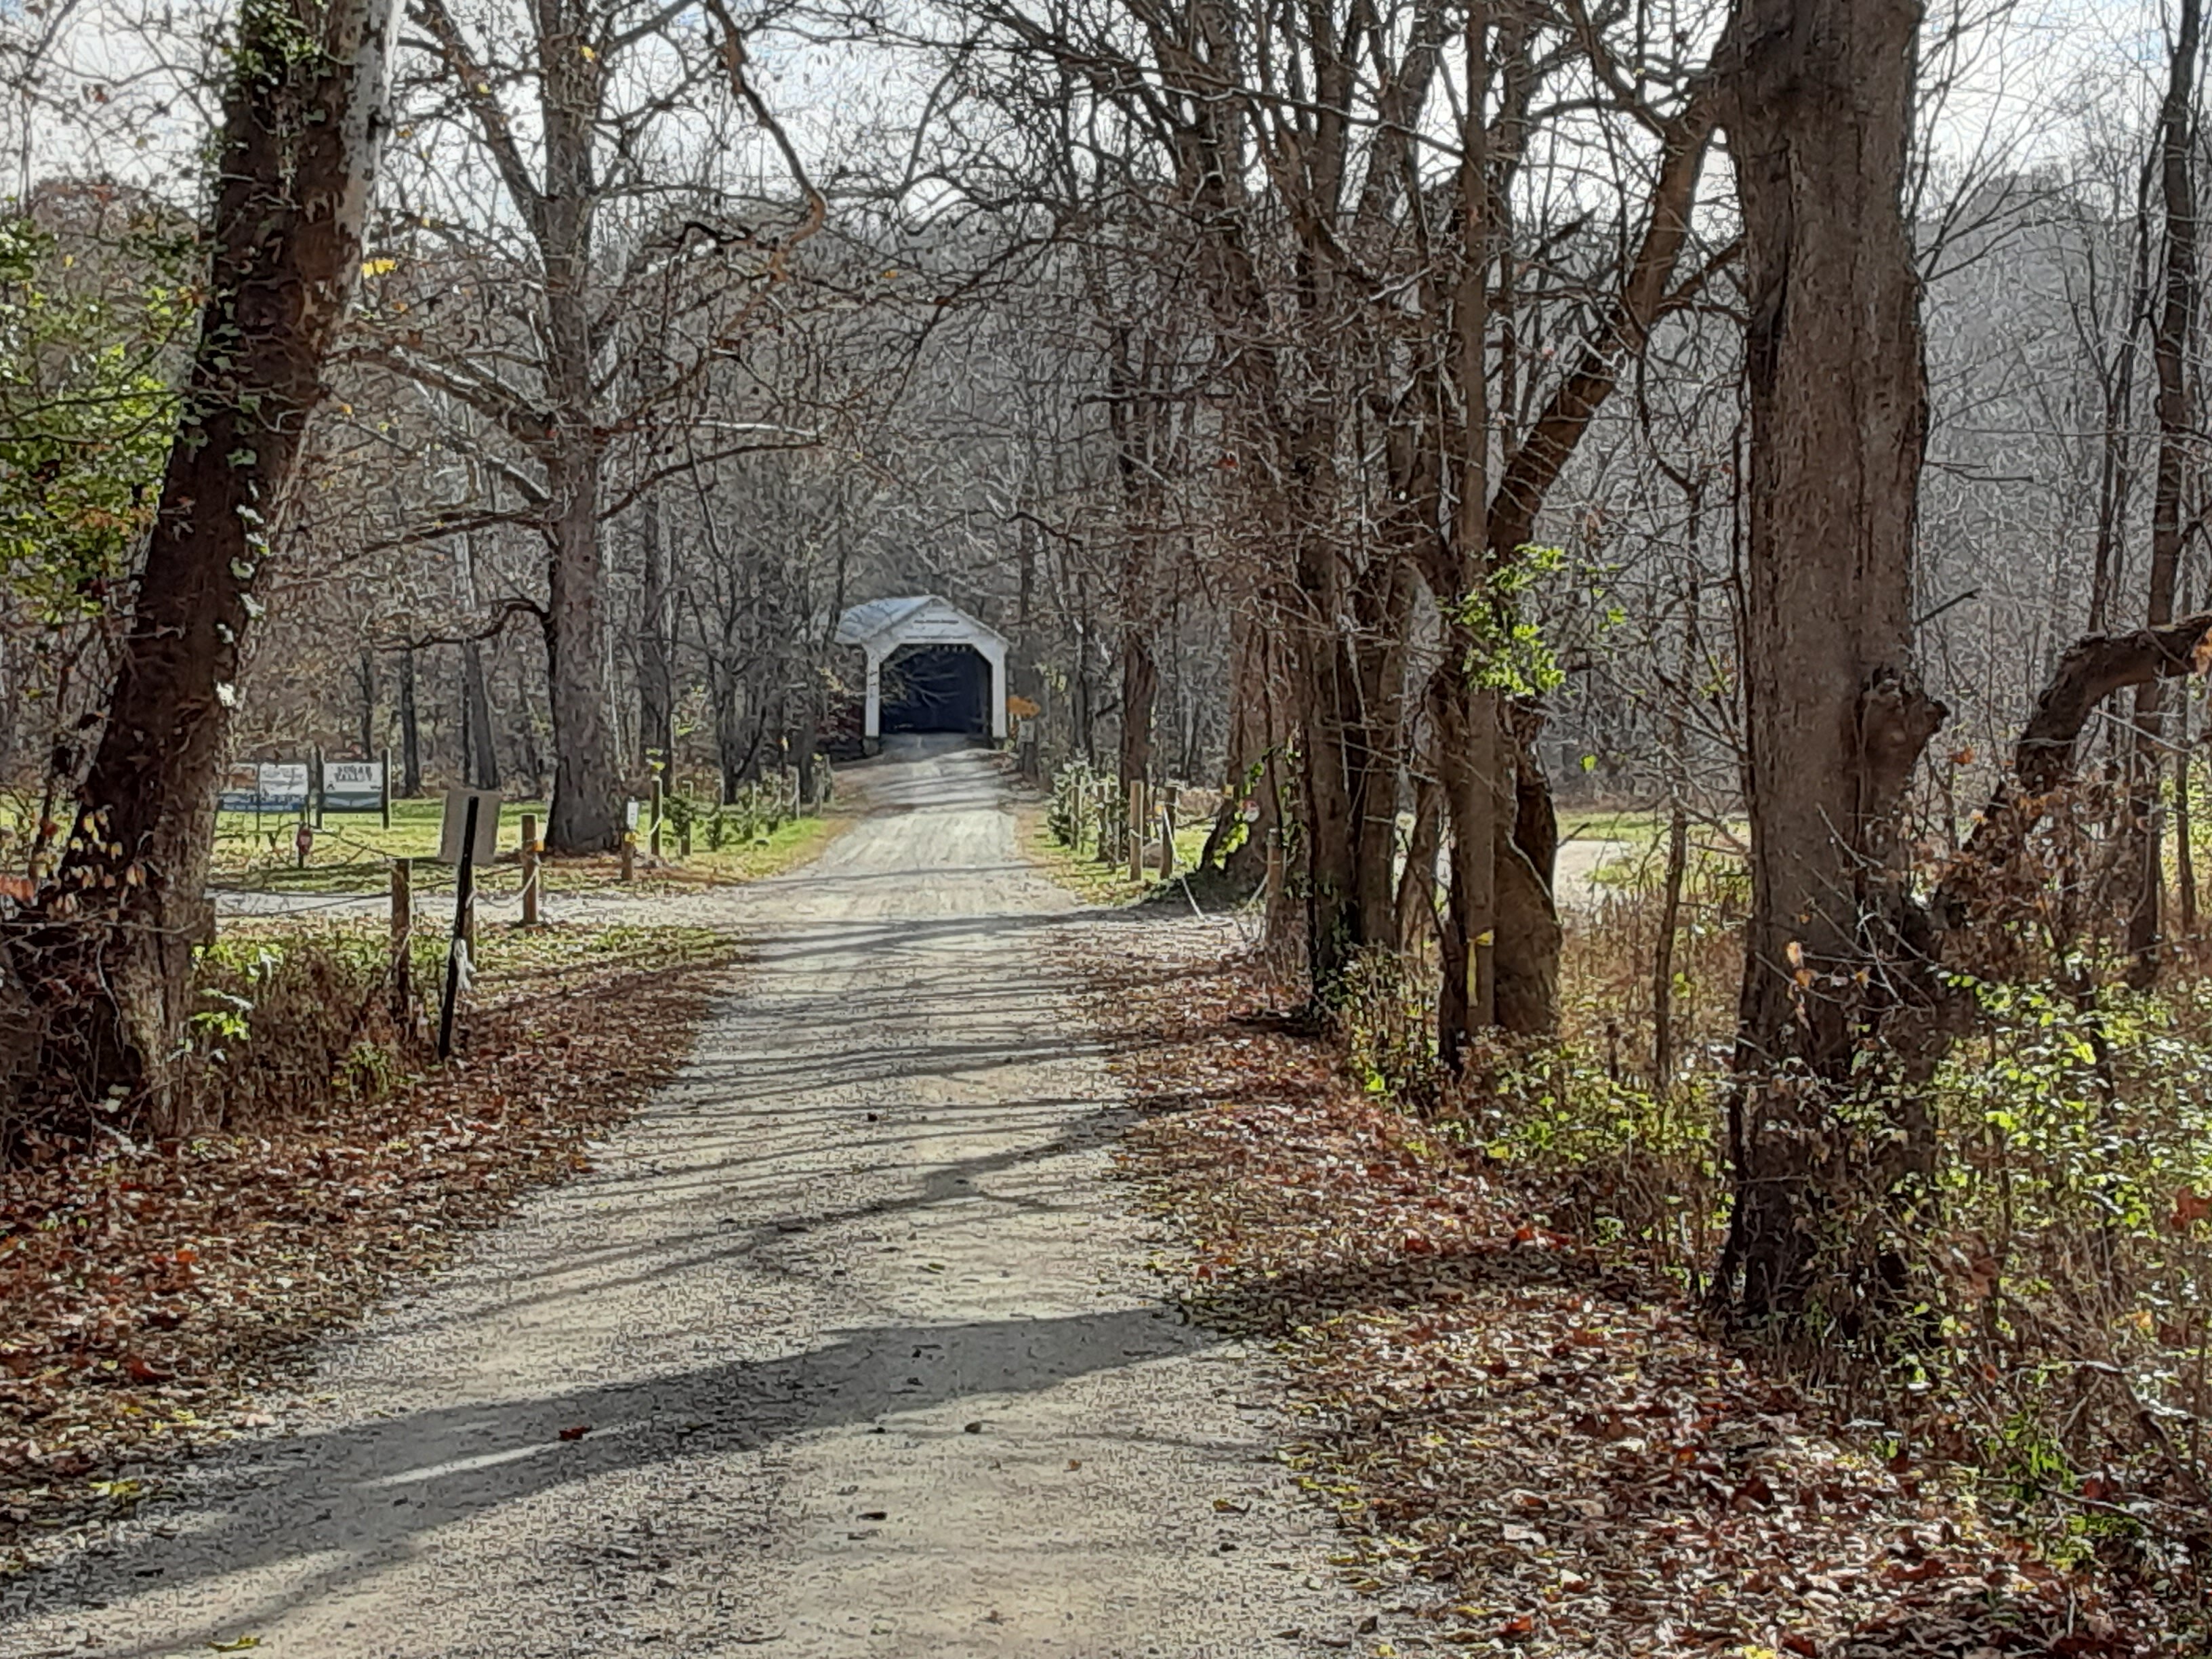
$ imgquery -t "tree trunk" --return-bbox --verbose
[356,647,377,758]
[1715,0,1946,1324]
[462,638,500,791]
[1118,629,1157,792]
[1219,618,1285,890]
[1396,767,1443,950]
[1653,797,1689,1086]
[1433,675,1498,1063]
[543,438,621,848]
[1494,735,1562,1033]
[637,487,674,771]
[535,14,621,851]
[7,0,402,1124]
[794,702,820,810]
[398,645,423,795]
[2127,0,2201,983]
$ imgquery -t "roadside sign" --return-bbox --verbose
[258,763,309,811]
[218,762,310,814]
[323,760,384,813]
[436,789,502,864]
[625,799,640,831]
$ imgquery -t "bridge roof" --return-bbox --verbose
[834,594,1008,651]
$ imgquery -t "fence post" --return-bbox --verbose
[519,812,540,926]
[620,832,636,884]
[380,746,392,830]
[1160,784,1178,879]
[312,745,324,827]
[389,857,412,1021]
[650,777,663,859]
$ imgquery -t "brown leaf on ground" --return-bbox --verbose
[0,929,735,1571]
[1079,920,2184,1658]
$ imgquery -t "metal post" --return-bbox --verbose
[1127,779,1145,883]
[390,858,412,1021]
[519,811,540,927]
[436,795,479,1061]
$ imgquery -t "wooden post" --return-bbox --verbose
[312,745,324,827]
[1095,786,1113,864]
[436,796,480,1061]
[1127,779,1145,882]
[380,746,392,830]
[389,857,412,1020]
[1160,784,1178,879]
[620,833,636,884]
[650,777,663,859]
[519,811,540,927]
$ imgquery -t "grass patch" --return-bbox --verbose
[208,800,848,897]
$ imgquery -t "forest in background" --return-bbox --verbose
[4,0,2212,1635]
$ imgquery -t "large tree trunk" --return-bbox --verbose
[7,0,402,1124]
[535,12,621,851]
[1715,0,1946,1324]
[2126,0,2202,983]
[541,425,620,848]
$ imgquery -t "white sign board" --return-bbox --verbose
[436,789,502,865]
[258,764,309,811]
[323,760,384,813]
[625,799,640,831]
[219,762,309,813]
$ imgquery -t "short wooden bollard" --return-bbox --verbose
[619,833,636,884]
[1126,779,1145,883]
[649,778,664,859]
[388,858,412,1018]
[519,812,540,927]
[1159,784,1178,880]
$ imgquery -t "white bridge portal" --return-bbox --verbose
[834,594,1009,745]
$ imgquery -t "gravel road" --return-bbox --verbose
[1,737,1359,1659]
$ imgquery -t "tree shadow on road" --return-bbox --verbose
[3,1305,1210,1656]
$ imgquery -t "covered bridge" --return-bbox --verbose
[834,595,1008,747]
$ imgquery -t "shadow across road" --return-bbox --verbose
[10,1305,1206,1654]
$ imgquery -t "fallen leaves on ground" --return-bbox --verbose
[0,924,737,1572]
[1083,920,2183,1658]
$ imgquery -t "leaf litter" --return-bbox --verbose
[1082,918,2182,1658]
[0,922,737,1578]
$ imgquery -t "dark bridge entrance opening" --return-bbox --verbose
[882,644,989,735]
